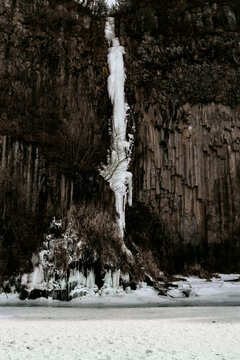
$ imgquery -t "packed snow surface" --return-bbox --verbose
[0,306,240,360]
[100,17,133,239]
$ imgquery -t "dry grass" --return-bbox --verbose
[48,203,161,283]
[136,250,160,280]
[68,204,161,281]
[54,241,69,273]
[183,264,214,280]
[70,204,131,271]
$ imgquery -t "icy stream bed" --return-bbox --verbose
[0,306,240,360]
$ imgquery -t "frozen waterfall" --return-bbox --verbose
[100,17,133,239]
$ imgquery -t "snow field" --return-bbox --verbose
[0,306,240,360]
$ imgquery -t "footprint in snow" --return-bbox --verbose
[146,349,153,355]
[26,346,33,350]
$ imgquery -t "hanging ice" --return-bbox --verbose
[100,17,133,239]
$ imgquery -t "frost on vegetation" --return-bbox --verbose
[19,217,81,295]
[73,0,109,15]
[100,17,134,243]
[10,217,135,300]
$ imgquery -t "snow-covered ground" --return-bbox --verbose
[0,306,240,360]
[1,273,240,307]
[1,275,240,359]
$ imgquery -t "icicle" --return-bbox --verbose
[100,17,133,239]
[69,269,87,287]
[103,270,113,287]
[30,265,45,289]
[86,269,96,289]
[112,269,120,288]
[121,273,130,283]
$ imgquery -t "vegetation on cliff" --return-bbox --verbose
[1,0,240,294]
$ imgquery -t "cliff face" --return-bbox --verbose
[0,0,109,170]
[0,0,240,280]
[121,1,240,273]
[0,0,113,278]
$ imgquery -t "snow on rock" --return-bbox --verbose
[214,273,240,282]
[167,289,188,298]
[100,17,133,240]
[169,274,240,299]
[70,287,97,299]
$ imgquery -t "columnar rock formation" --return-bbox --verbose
[0,0,240,281]
[121,0,240,272]
[0,0,114,279]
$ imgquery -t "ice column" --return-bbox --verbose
[100,17,133,239]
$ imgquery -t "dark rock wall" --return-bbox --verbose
[0,0,114,278]
[0,0,110,172]
[121,1,240,272]
[1,0,240,278]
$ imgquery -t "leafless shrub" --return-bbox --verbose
[75,0,108,16]
[183,264,213,280]
[54,241,69,273]
[60,116,93,167]
[70,203,131,271]
[136,249,160,280]
[66,204,161,281]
